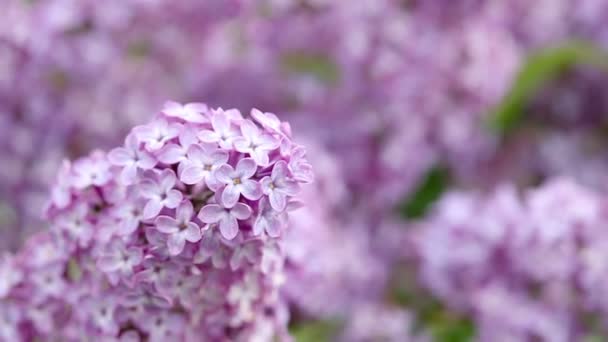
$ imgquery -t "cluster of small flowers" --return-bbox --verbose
[0,102,311,341]
[414,178,608,341]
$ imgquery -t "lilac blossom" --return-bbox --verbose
[234,120,280,166]
[199,202,253,240]
[139,170,183,219]
[261,160,300,212]
[154,200,202,255]
[178,144,229,188]
[108,134,157,185]
[0,102,310,341]
[161,101,209,124]
[214,158,263,208]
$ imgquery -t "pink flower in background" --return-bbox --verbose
[198,202,253,240]
[214,158,263,207]
[155,200,202,255]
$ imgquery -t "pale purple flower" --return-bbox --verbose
[157,127,198,165]
[198,202,252,240]
[50,160,74,209]
[197,108,241,149]
[162,101,209,123]
[251,108,283,135]
[253,198,286,238]
[72,152,112,189]
[288,146,314,183]
[97,239,143,285]
[133,119,181,152]
[154,201,202,256]
[260,161,300,212]
[108,133,157,185]
[214,158,262,208]
[193,230,230,268]
[29,264,66,299]
[110,197,146,236]
[56,204,93,247]
[86,297,119,335]
[233,120,280,166]
[139,170,183,219]
[178,144,229,188]
[0,254,21,298]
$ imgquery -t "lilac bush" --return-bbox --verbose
[414,178,608,340]
[0,102,311,341]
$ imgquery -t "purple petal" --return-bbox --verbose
[272,161,289,181]
[164,190,183,209]
[241,180,262,200]
[139,180,159,198]
[221,185,240,208]
[236,158,257,178]
[155,216,178,234]
[97,256,120,273]
[281,180,301,196]
[265,216,282,237]
[176,201,194,223]
[167,234,186,256]
[186,144,205,161]
[233,137,250,153]
[214,164,234,184]
[251,150,269,167]
[178,127,198,147]
[198,130,219,143]
[260,177,273,195]
[179,165,204,185]
[269,192,287,212]
[143,200,162,220]
[120,165,138,185]
[184,223,202,242]
[258,134,280,150]
[211,150,229,164]
[219,216,238,240]
[108,147,133,166]
[252,216,266,236]
[231,203,252,220]
[159,170,177,190]
[240,120,259,140]
[158,144,184,164]
[212,111,230,133]
[198,205,225,223]
[137,152,157,169]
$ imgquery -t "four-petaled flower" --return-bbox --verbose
[134,119,181,152]
[198,109,241,149]
[260,160,300,211]
[97,239,143,284]
[139,170,183,219]
[179,144,228,189]
[72,152,112,189]
[157,127,198,165]
[214,158,262,207]
[108,133,157,185]
[162,101,209,123]
[233,120,279,166]
[198,202,252,240]
[253,198,286,238]
[155,201,202,255]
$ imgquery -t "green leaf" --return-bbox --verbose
[281,53,340,84]
[291,320,338,342]
[489,41,608,134]
[429,316,475,342]
[399,166,449,219]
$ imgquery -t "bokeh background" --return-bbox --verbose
[3,0,608,340]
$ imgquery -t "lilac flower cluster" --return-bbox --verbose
[414,178,608,341]
[0,102,311,341]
